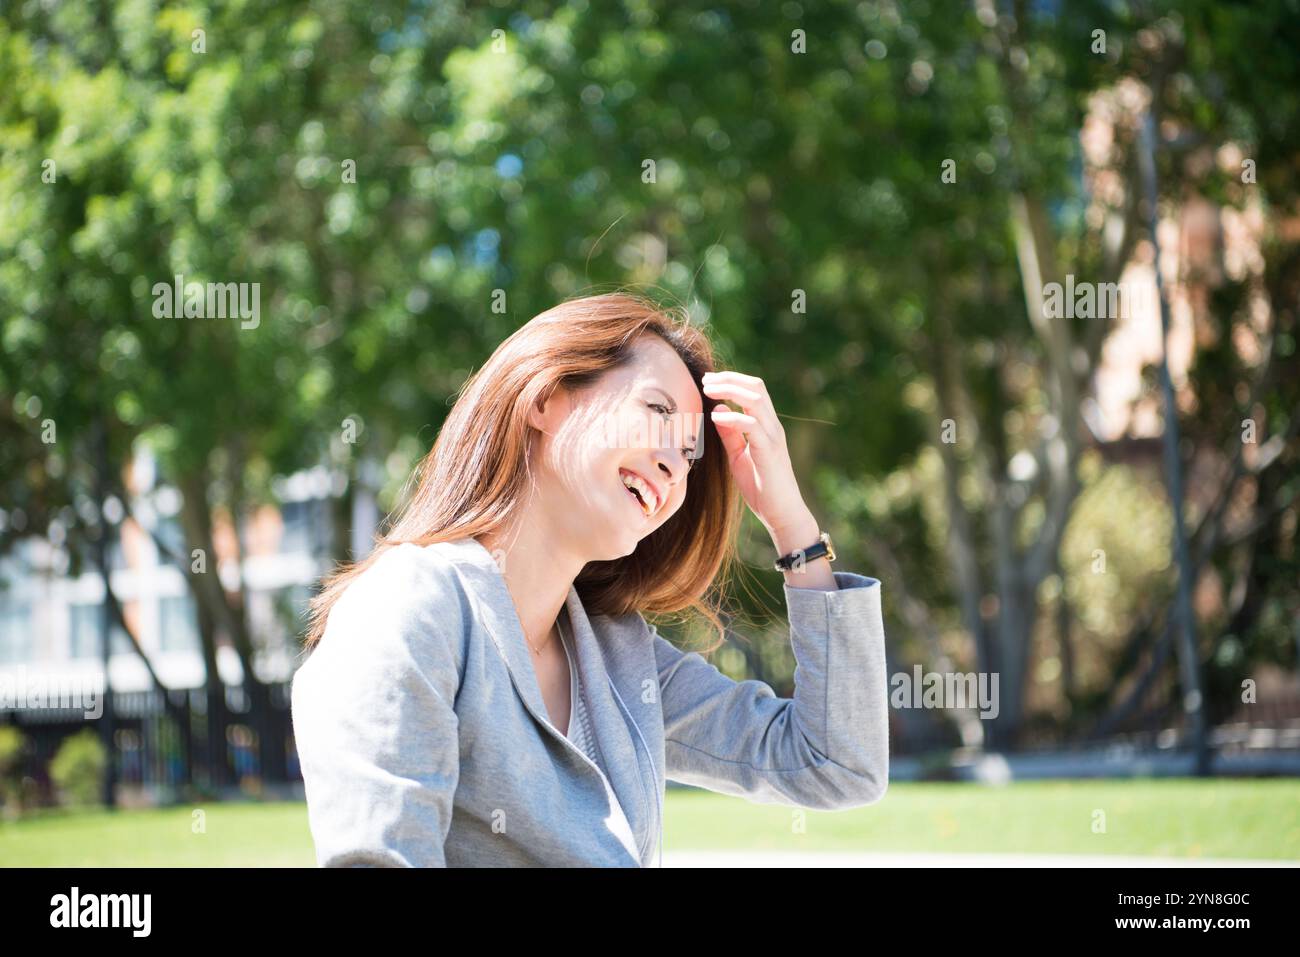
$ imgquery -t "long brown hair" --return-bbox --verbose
[303,290,741,650]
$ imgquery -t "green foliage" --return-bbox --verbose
[0,1,1296,743]
[1060,460,1173,688]
[0,725,27,812]
[0,726,23,772]
[49,729,106,809]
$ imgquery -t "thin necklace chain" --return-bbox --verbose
[527,616,562,656]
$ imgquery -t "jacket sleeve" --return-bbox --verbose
[653,570,889,811]
[290,544,462,867]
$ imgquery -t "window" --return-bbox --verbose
[69,603,133,659]
[270,583,314,648]
[280,498,327,557]
[71,534,130,574]
[0,603,34,664]
[153,515,188,568]
[107,537,128,571]
[158,594,199,653]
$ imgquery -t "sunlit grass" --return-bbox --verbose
[2,779,1295,865]
[666,778,1300,860]
[0,801,316,867]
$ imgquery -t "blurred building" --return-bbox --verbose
[0,446,380,802]
[0,449,358,692]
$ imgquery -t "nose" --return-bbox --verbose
[650,447,687,487]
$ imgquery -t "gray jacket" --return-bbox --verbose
[290,536,889,867]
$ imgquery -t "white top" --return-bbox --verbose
[558,616,600,770]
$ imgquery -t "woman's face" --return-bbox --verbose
[528,334,706,561]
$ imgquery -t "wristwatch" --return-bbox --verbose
[774,531,836,571]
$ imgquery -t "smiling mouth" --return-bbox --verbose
[618,468,659,518]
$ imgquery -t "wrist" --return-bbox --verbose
[769,510,820,557]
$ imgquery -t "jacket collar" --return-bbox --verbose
[437,536,655,861]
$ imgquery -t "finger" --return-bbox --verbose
[700,382,762,405]
[701,381,778,436]
[703,372,780,435]
[710,408,756,460]
[711,408,759,428]
[703,370,768,397]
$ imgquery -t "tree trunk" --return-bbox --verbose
[178,469,234,790]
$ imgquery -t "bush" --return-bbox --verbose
[50,729,107,808]
[0,725,27,812]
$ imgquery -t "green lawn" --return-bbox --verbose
[0,800,316,866]
[667,778,1300,860]
[2,779,1296,865]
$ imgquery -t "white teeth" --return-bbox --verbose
[620,471,656,516]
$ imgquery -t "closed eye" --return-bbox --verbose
[648,402,697,470]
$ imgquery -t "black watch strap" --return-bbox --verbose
[774,532,836,571]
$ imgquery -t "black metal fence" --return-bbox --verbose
[6,666,1298,808]
[3,681,298,808]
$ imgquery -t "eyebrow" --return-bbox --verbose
[646,386,698,446]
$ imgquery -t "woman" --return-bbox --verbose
[290,291,889,867]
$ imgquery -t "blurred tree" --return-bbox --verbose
[1,0,1296,767]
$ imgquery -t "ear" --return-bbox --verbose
[526,383,566,432]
